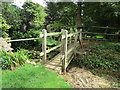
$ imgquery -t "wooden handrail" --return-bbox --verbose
[46,44,61,54]
[9,37,42,42]
[40,44,61,57]
[91,26,120,30]
[82,32,119,36]
[47,32,62,36]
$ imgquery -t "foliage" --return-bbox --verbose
[83,2,120,29]
[78,42,120,71]
[47,38,58,46]
[45,2,77,31]
[2,64,71,88]
[0,49,31,70]
[21,2,47,30]
[46,2,120,33]
[2,2,22,31]
[0,15,11,37]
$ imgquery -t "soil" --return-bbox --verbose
[60,67,118,88]
[59,40,119,88]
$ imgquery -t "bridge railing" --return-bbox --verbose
[8,29,81,72]
[61,29,82,72]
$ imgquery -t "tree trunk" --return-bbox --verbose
[76,2,82,29]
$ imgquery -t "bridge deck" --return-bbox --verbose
[45,53,62,73]
[44,44,76,73]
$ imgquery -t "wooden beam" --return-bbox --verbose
[73,30,78,57]
[67,47,74,55]
[42,29,47,64]
[82,32,119,36]
[82,38,107,41]
[47,32,61,36]
[61,30,68,73]
[9,37,43,42]
[46,44,61,54]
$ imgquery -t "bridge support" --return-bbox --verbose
[42,29,47,64]
[61,30,68,73]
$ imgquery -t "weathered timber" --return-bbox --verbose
[9,37,42,42]
[46,44,61,53]
[42,29,47,64]
[83,38,107,41]
[67,46,74,55]
[82,32,119,36]
[47,32,61,36]
[78,29,83,49]
[61,30,68,72]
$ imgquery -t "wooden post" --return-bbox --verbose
[69,28,72,44]
[61,30,68,73]
[74,29,78,57]
[42,29,47,64]
[80,29,82,41]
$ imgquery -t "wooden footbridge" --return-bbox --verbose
[9,29,82,73]
[8,27,119,73]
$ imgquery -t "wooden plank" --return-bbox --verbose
[91,26,120,30]
[67,33,76,38]
[82,32,119,36]
[9,37,43,42]
[42,29,47,64]
[46,44,61,53]
[73,30,78,57]
[47,32,61,36]
[66,53,74,67]
[67,46,74,55]
[82,38,107,41]
[61,30,68,73]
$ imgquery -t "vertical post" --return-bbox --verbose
[74,29,78,57]
[80,28,82,41]
[78,28,83,49]
[69,28,72,44]
[61,30,68,73]
[42,29,47,64]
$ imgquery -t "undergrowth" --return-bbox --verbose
[78,42,120,72]
[0,49,31,70]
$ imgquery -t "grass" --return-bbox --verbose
[2,64,71,88]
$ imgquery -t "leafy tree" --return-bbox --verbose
[2,2,22,35]
[0,15,11,37]
[21,2,47,31]
[45,2,79,31]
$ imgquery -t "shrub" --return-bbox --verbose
[0,49,31,70]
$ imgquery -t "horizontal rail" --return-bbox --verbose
[67,33,77,38]
[91,26,120,30]
[40,44,62,57]
[9,37,42,42]
[47,32,61,36]
[82,32,119,36]
[67,47,74,55]
[83,38,107,40]
[46,44,61,53]
[62,32,78,39]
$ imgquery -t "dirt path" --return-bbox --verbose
[60,67,117,88]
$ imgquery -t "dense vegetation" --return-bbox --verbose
[2,64,71,88]
[77,42,120,72]
[0,49,31,70]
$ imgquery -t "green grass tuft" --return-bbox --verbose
[2,64,71,88]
